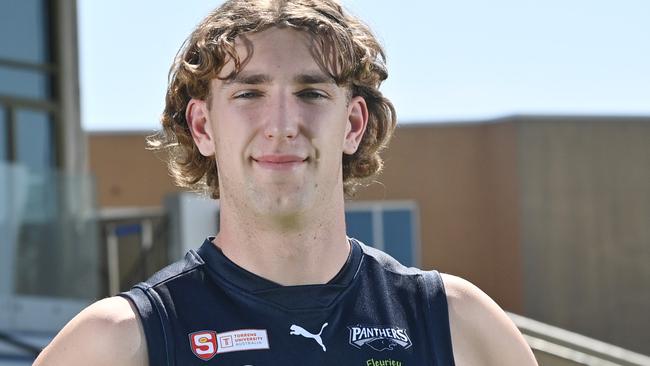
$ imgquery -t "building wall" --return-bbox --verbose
[517,118,650,354]
[88,132,181,207]
[1,0,98,302]
[1,3,97,364]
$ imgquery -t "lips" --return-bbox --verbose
[252,154,308,170]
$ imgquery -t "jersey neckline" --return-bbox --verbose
[195,237,364,311]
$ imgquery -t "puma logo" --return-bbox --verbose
[289,323,328,351]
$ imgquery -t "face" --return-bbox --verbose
[187,27,368,221]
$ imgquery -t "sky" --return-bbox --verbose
[78,0,650,131]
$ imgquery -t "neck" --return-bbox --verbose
[213,191,350,286]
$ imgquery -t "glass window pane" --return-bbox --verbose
[383,209,414,266]
[13,171,100,299]
[0,106,7,161]
[345,210,374,246]
[0,66,51,99]
[0,0,49,63]
[15,109,55,171]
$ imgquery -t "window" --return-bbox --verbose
[13,172,99,300]
[345,210,374,245]
[382,209,415,267]
[0,0,53,101]
[0,67,51,99]
[0,0,50,63]
[345,201,420,267]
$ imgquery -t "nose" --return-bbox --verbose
[263,94,299,140]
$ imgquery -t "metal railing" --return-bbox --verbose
[508,312,650,366]
[97,207,168,296]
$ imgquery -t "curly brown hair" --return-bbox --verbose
[148,0,396,199]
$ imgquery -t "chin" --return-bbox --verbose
[250,190,315,219]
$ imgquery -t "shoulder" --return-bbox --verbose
[34,296,148,366]
[440,274,538,366]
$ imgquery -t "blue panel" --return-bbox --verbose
[382,209,414,266]
[115,224,142,237]
[345,210,374,247]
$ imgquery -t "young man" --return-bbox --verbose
[35,1,537,365]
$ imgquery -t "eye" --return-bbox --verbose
[297,89,328,100]
[233,90,263,99]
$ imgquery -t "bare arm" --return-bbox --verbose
[33,296,148,366]
[442,274,538,366]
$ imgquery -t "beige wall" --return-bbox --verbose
[517,118,650,354]
[88,132,181,207]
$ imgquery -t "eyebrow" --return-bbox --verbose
[222,72,335,87]
[294,73,335,85]
[222,73,271,86]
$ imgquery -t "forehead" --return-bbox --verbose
[217,27,325,80]
[240,26,312,50]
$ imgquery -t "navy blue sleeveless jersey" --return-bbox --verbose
[119,238,456,366]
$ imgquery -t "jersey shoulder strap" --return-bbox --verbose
[358,241,456,364]
[117,250,204,366]
[118,284,171,366]
[421,270,456,366]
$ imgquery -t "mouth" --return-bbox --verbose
[252,154,308,170]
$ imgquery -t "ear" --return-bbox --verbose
[186,98,215,157]
[343,95,369,155]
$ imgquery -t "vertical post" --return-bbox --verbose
[106,224,120,295]
[141,219,153,278]
[56,0,84,175]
